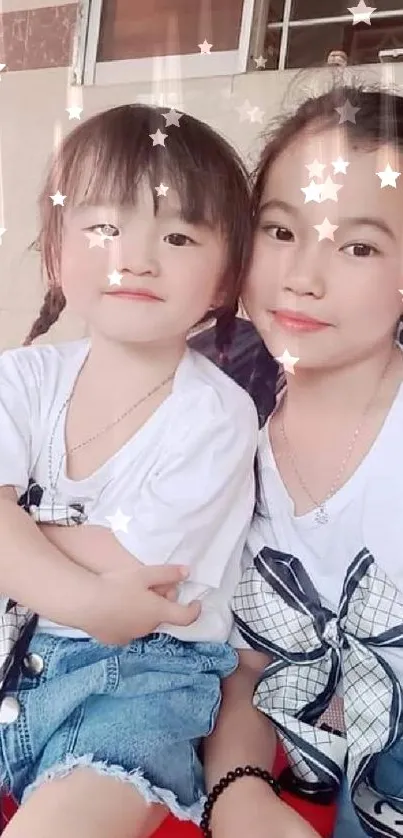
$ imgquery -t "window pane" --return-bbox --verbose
[263,26,282,68]
[268,0,285,23]
[291,0,403,20]
[98,0,244,62]
[286,17,403,67]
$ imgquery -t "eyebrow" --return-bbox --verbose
[259,199,396,241]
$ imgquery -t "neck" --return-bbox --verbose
[84,332,187,395]
[283,342,401,419]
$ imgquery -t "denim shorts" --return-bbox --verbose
[0,631,238,824]
[333,738,403,837]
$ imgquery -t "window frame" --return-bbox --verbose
[266,4,403,70]
[72,0,257,86]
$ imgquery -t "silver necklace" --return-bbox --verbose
[278,352,394,525]
[48,369,175,500]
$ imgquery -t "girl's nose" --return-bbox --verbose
[109,234,160,278]
[284,244,325,297]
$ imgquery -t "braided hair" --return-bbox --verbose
[22,285,66,347]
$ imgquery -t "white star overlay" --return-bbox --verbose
[66,106,83,120]
[149,129,168,147]
[50,191,66,206]
[348,1,376,25]
[84,230,114,249]
[254,56,267,69]
[332,157,350,175]
[306,159,326,179]
[108,270,123,286]
[105,508,132,534]
[198,39,213,54]
[376,163,401,188]
[0,227,6,244]
[320,176,343,203]
[248,106,265,124]
[155,182,169,197]
[163,109,182,127]
[275,349,299,375]
[236,99,255,122]
[314,218,339,241]
[301,180,323,203]
[335,100,360,124]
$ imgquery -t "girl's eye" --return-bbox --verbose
[87,224,119,238]
[164,233,195,247]
[262,224,294,242]
[342,243,379,258]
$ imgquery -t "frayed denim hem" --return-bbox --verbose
[22,753,205,825]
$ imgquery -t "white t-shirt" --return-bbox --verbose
[0,338,258,643]
[232,381,403,684]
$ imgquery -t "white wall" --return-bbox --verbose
[1,56,402,349]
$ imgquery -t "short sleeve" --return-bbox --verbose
[116,386,259,589]
[0,349,35,494]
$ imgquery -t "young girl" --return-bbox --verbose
[202,84,403,838]
[0,103,259,837]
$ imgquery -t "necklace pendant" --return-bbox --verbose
[315,505,329,525]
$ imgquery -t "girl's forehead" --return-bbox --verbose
[262,128,403,219]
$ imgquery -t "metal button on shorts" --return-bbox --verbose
[0,696,20,724]
[22,652,44,676]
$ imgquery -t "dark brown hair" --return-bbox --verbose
[252,83,403,218]
[24,103,253,356]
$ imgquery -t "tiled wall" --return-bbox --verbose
[0,2,77,71]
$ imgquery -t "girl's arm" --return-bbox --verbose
[204,649,321,838]
[0,486,100,628]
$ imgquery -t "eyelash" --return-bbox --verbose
[85,225,196,247]
[261,224,380,257]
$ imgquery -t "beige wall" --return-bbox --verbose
[1,58,402,350]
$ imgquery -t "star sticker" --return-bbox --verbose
[306,159,326,179]
[348,1,376,25]
[0,64,6,77]
[376,163,401,188]
[335,99,360,124]
[301,180,322,203]
[320,176,343,202]
[254,55,267,69]
[155,182,169,197]
[66,106,83,120]
[162,108,182,127]
[399,289,403,297]
[84,230,114,249]
[198,39,212,54]
[313,218,339,241]
[275,349,299,375]
[50,191,66,206]
[0,227,6,243]
[236,99,254,122]
[105,508,132,534]
[149,129,168,147]
[248,106,265,124]
[108,270,123,286]
[332,156,350,175]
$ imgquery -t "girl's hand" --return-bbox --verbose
[87,564,201,645]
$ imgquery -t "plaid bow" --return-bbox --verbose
[233,547,403,837]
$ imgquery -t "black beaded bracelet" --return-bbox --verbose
[200,765,281,837]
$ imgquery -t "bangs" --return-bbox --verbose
[56,105,233,231]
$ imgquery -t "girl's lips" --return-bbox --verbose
[272,310,330,332]
[107,290,162,301]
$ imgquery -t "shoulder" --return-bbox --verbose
[0,338,89,391]
[178,348,259,428]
